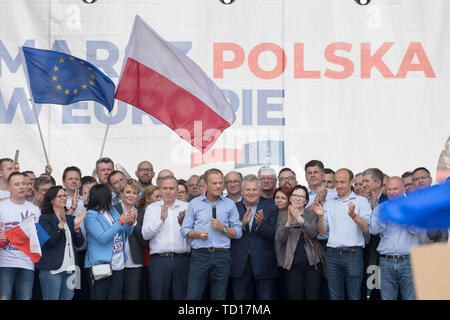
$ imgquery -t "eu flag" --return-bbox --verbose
[21,46,115,112]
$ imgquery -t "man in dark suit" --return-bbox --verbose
[361,168,388,300]
[230,174,279,300]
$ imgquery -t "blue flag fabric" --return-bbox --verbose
[35,223,50,247]
[22,46,115,112]
[379,181,450,229]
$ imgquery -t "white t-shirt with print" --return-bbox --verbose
[102,211,125,271]
[0,199,40,271]
[0,189,10,199]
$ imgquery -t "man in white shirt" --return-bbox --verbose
[0,158,14,199]
[0,172,40,300]
[141,175,190,300]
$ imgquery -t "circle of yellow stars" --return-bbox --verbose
[51,56,96,96]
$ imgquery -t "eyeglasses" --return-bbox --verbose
[225,180,241,185]
[56,193,68,199]
[279,176,296,182]
[177,191,186,196]
[137,168,153,173]
[291,194,306,200]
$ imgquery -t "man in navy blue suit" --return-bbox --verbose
[230,174,279,300]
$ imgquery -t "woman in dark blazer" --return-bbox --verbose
[37,186,85,300]
[113,179,148,300]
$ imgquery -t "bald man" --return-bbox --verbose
[369,177,420,300]
[135,161,155,188]
[312,168,371,300]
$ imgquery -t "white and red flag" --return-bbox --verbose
[4,217,42,263]
[115,15,236,153]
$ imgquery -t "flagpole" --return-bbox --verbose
[30,99,50,165]
[99,111,113,158]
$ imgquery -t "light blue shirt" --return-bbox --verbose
[323,192,372,248]
[369,202,421,255]
[307,187,337,240]
[180,194,242,249]
[306,187,338,208]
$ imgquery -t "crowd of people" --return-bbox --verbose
[0,156,448,300]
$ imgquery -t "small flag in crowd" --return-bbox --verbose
[115,15,236,153]
[4,217,47,263]
[21,46,116,112]
[379,181,450,229]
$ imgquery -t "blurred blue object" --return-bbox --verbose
[379,181,450,229]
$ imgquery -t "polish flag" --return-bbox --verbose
[115,15,236,153]
[4,217,42,263]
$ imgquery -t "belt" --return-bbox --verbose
[328,246,363,254]
[380,254,410,260]
[194,247,229,253]
[152,252,189,258]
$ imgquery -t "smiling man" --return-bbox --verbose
[230,174,279,300]
[0,172,41,300]
[312,168,372,300]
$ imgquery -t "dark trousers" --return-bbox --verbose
[231,258,275,300]
[149,255,190,300]
[185,249,230,300]
[123,267,144,300]
[284,261,322,300]
[73,250,90,300]
[88,269,124,300]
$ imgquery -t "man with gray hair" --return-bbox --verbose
[230,174,279,299]
[257,166,277,201]
[186,175,200,202]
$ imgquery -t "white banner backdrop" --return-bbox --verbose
[0,0,449,184]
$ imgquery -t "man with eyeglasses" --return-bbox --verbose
[224,171,243,203]
[257,166,277,201]
[278,168,297,191]
[0,172,41,300]
[186,175,200,202]
[411,167,432,190]
[135,161,155,188]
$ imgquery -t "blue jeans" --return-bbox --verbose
[379,257,416,300]
[185,249,230,300]
[39,270,75,300]
[0,267,35,300]
[325,247,364,300]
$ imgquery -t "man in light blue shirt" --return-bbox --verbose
[181,168,242,300]
[370,176,420,300]
[312,168,372,300]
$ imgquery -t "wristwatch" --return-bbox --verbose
[223,225,228,233]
